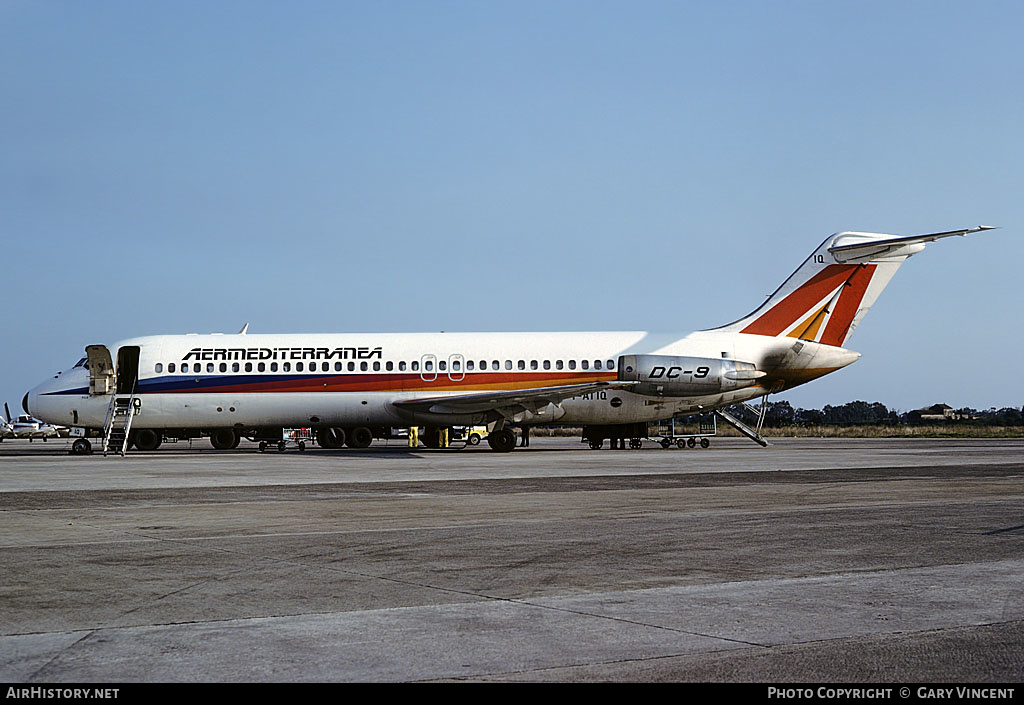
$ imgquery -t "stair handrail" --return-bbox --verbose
[118,380,139,456]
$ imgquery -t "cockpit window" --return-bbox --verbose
[73,358,87,368]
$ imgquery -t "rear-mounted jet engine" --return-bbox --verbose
[617,354,766,396]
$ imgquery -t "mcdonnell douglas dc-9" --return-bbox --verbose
[24,226,992,455]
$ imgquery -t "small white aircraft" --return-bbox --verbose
[23,226,994,454]
[2,403,64,441]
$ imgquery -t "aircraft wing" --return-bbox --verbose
[393,380,640,416]
[829,225,995,263]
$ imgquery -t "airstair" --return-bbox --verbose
[102,386,139,456]
[714,396,771,447]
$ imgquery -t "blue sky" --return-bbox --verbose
[2,1,1022,414]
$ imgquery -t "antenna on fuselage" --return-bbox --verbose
[238,323,249,335]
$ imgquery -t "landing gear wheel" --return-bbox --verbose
[700,438,710,448]
[210,429,237,450]
[319,427,346,449]
[487,428,516,452]
[347,426,373,449]
[71,438,92,455]
[134,429,163,451]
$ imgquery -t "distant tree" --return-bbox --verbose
[795,407,824,425]
[764,400,796,426]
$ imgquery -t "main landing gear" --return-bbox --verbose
[486,428,517,453]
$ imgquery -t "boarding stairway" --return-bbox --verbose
[714,397,770,447]
[102,387,139,457]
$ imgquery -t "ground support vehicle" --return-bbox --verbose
[255,427,311,452]
[649,415,717,449]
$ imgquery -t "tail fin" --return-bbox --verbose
[715,226,994,348]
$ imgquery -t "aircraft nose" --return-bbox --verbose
[22,392,30,416]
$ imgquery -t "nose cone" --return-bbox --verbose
[22,392,30,416]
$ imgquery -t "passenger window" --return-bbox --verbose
[207,363,215,373]
[245,362,252,372]
[169,363,176,373]
[594,360,602,370]
[581,360,589,370]
[283,362,291,372]
[361,362,368,371]
[467,360,474,371]
[505,360,512,370]
[530,360,538,370]
[155,363,163,373]
[607,359,615,369]
[492,361,500,370]
[373,361,380,371]
[556,360,564,370]
[258,362,266,372]
[219,363,227,373]
[399,361,407,371]
[412,361,419,371]
[386,361,394,371]
[438,361,446,371]
[271,362,278,372]
[296,362,304,372]
[180,363,188,373]
[232,362,240,372]
[568,360,576,370]
[335,362,343,371]
[348,361,355,371]
[543,360,551,370]
[453,360,461,371]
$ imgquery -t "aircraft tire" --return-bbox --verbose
[487,428,516,452]
[134,429,163,451]
[347,426,373,449]
[210,429,238,450]
[319,427,346,449]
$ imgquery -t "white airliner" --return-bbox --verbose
[24,226,992,454]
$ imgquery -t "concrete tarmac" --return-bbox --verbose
[0,436,1022,682]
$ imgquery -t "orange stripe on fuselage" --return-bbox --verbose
[741,264,859,337]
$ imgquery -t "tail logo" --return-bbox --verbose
[741,264,877,346]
